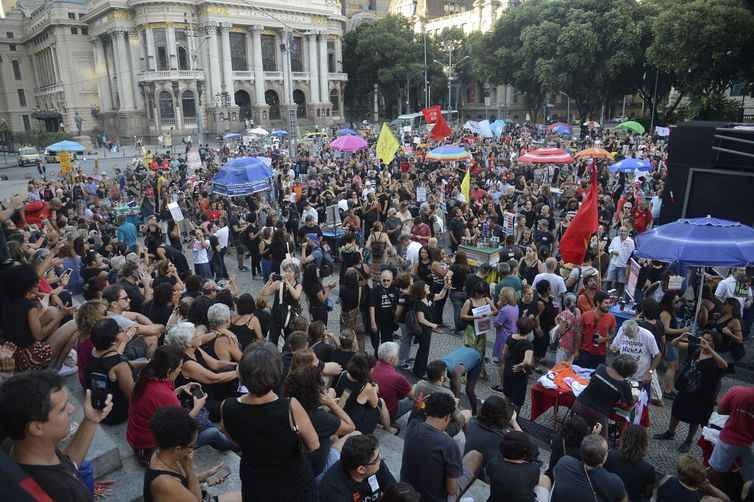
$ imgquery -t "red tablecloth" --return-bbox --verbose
[699,436,714,466]
[529,383,650,427]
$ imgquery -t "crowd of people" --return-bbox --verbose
[0,118,752,502]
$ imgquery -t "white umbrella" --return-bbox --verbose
[249,127,269,136]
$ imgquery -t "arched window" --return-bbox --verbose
[177,47,189,70]
[293,89,306,118]
[181,90,196,118]
[159,91,174,120]
[265,90,280,120]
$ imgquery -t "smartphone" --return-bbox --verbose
[90,372,109,410]
[190,385,205,400]
[63,268,73,277]
[271,273,282,281]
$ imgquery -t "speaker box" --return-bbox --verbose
[660,122,754,226]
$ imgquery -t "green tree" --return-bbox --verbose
[343,16,426,119]
[647,0,754,119]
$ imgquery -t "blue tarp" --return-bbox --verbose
[212,157,273,197]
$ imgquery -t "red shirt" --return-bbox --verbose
[579,310,616,356]
[127,379,181,449]
[719,386,754,447]
[411,223,431,246]
[632,208,653,234]
[371,360,411,419]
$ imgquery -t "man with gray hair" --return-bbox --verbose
[551,434,628,502]
[610,319,661,387]
[532,256,567,308]
[372,341,415,423]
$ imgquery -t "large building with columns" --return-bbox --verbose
[0,0,347,142]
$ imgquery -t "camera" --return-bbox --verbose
[271,273,282,281]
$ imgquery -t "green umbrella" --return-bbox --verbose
[616,121,645,134]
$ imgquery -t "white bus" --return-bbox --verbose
[390,110,458,134]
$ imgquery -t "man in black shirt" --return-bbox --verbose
[487,431,551,502]
[447,208,466,251]
[297,215,322,246]
[118,260,148,314]
[319,434,396,502]
[0,371,112,502]
[369,269,398,355]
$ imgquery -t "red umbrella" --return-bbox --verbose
[519,147,574,164]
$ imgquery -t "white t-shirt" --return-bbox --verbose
[715,276,752,316]
[215,226,229,249]
[192,239,210,264]
[532,272,567,300]
[608,236,635,268]
[405,240,423,266]
[610,324,660,380]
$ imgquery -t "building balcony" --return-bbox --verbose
[138,69,205,82]
[233,71,253,80]
[264,71,282,80]
[34,83,64,95]
[328,72,348,81]
[292,72,310,80]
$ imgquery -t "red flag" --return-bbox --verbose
[559,165,599,264]
[422,105,442,124]
[430,113,452,140]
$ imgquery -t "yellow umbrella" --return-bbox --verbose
[574,148,613,159]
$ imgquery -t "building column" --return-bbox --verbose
[250,26,265,106]
[318,33,329,111]
[93,38,112,111]
[335,37,342,73]
[206,23,222,104]
[173,84,183,130]
[308,34,320,104]
[187,30,197,70]
[167,25,177,70]
[220,23,235,106]
[281,30,292,106]
[128,32,144,110]
[145,28,155,71]
[114,30,135,111]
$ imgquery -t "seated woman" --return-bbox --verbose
[545,413,597,480]
[144,406,240,502]
[284,365,356,480]
[657,454,730,502]
[201,303,243,363]
[164,322,238,422]
[334,352,394,434]
[308,320,338,364]
[127,345,236,467]
[571,354,638,435]
[228,294,263,350]
[1,263,78,372]
[75,300,109,386]
[464,395,521,469]
[85,318,135,425]
[144,282,179,327]
[604,425,656,502]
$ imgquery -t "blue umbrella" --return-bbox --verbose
[271,130,288,137]
[336,128,358,136]
[223,132,242,140]
[490,119,507,138]
[609,158,651,173]
[46,140,85,152]
[551,124,573,136]
[212,157,274,197]
[634,216,754,267]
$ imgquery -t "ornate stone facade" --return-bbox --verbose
[0,0,347,142]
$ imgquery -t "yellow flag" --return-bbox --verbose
[461,167,471,203]
[375,123,400,165]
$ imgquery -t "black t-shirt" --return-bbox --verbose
[298,224,322,243]
[311,340,335,364]
[331,349,355,369]
[307,407,341,476]
[487,457,541,502]
[18,449,92,502]
[577,364,634,416]
[2,297,35,347]
[369,285,398,324]
[400,421,462,501]
[464,418,507,465]
[551,455,626,502]
[603,450,655,502]
[318,459,396,502]
[504,336,533,374]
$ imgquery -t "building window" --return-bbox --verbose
[12,60,21,80]
[265,89,280,119]
[181,90,196,118]
[290,36,303,72]
[327,41,335,73]
[17,89,26,107]
[22,115,31,131]
[71,27,78,35]
[81,27,88,36]
[293,89,306,118]
[261,34,277,71]
[68,12,76,19]
[153,28,169,70]
[330,88,339,110]
[9,44,15,51]
[159,91,175,119]
[141,31,149,71]
[6,32,14,39]
[229,32,248,71]
[176,30,189,70]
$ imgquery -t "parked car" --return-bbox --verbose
[17,146,42,166]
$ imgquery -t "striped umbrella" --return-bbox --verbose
[574,148,613,159]
[519,147,574,164]
[425,145,471,161]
